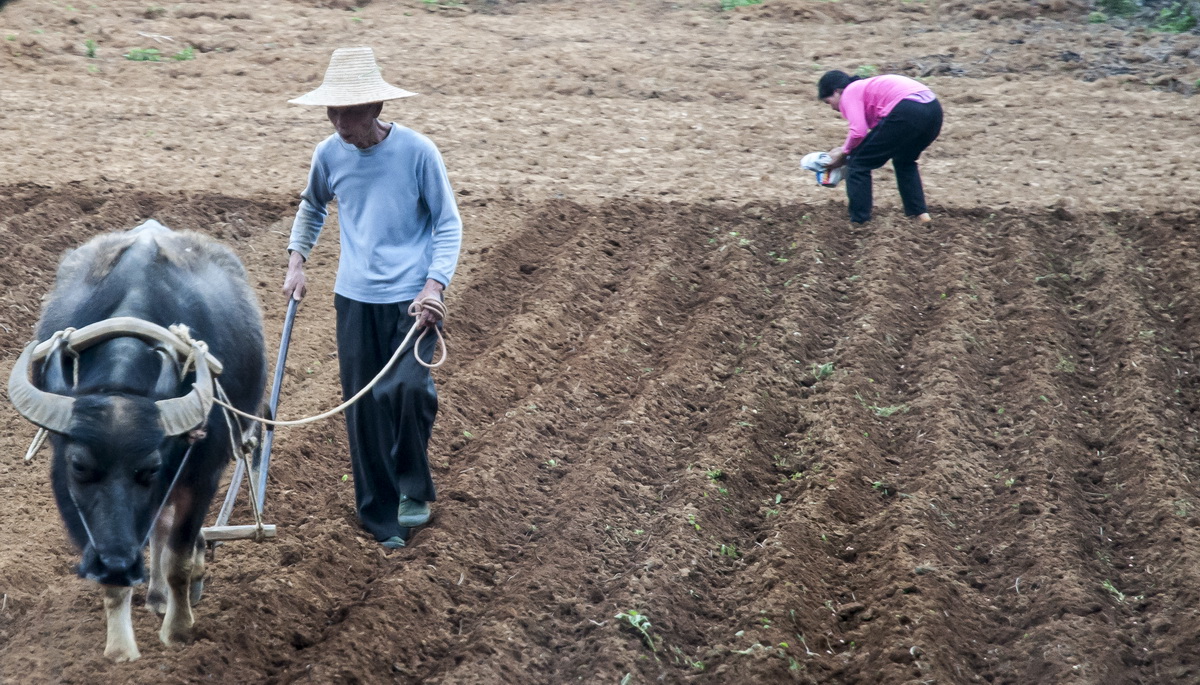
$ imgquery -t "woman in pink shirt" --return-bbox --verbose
[818,70,943,225]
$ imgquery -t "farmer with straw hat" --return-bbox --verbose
[283,47,463,550]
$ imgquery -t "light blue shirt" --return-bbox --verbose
[288,123,463,303]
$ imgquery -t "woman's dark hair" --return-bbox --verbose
[817,70,860,100]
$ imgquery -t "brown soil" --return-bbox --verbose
[1,0,1199,683]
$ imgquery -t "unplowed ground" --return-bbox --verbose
[0,0,1198,683]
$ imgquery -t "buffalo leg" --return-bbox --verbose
[146,503,174,615]
[158,538,196,646]
[189,531,206,607]
[103,585,140,662]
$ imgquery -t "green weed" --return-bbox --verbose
[123,47,162,61]
[1155,2,1197,31]
[872,480,896,496]
[1097,0,1137,16]
[84,39,97,58]
[616,610,658,652]
[1174,498,1191,517]
[873,404,907,417]
[811,361,834,381]
[1101,579,1126,602]
[172,46,195,61]
[854,64,879,78]
[719,0,763,9]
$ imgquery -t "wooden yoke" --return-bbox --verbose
[32,317,224,374]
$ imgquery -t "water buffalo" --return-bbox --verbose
[7,219,265,661]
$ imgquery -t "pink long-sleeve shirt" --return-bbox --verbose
[838,75,936,154]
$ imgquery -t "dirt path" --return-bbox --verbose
[0,0,1198,683]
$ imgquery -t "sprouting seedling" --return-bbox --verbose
[124,47,161,61]
[84,39,97,58]
[870,403,908,417]
[1101,580,1125,602]
[811,362,834,381]
[615,610,657,652]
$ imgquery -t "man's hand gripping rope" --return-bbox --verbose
[212,297,447,428]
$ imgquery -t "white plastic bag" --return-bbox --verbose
[800,151,845,188]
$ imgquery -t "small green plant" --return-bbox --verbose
[706,468,725,482]
[1097,0,1138,15]
[854,64,879,78]
[872,480,895,496]
[616,610,658,652]
[124,47,162,62]
[1155,2,1197,31]
[144,5,167,18]
[1174,499,1191,517]
[719,543,740,558]
[811,361,834,381]
[720,0,763,9]
[1101,579,1126,602]
[340,474,349,482]
[1088,10,1108,22]
[686,514,701,531]
[870,403,908,417]
[171,46,195,61]
[84,39,97,58]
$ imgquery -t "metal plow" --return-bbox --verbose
[204,298,299,545]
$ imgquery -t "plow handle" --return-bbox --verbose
[255,296,300,513]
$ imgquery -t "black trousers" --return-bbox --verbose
[845,98,943,224]
[335,295,439,541]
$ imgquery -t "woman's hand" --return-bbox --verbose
[826,148,848,170]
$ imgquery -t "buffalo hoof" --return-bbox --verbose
[146,590,167,615]
[159,622,193,648]
[104,643,141,663]
[189,576,205,607]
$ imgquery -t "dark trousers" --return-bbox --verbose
[335,295,439,541]
[845,98,943,223]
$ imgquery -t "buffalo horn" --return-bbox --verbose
[155,349,214,436]
[7,342,75,433]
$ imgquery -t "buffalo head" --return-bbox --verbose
[8,338,214,585]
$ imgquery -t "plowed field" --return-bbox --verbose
[0,0,1198,683]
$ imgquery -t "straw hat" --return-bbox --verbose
[289,47,417,107]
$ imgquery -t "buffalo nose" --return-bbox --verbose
[83,550,146,585]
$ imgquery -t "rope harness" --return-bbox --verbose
[21,297,449,542]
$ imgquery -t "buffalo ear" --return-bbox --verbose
[40,345,72,394]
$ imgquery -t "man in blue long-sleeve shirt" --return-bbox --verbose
[284,47,463,550]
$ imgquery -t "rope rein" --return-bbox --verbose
[209,297,447,428]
